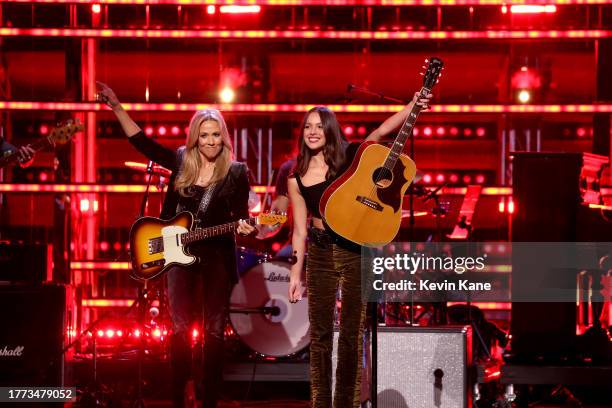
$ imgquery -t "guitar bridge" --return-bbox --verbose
[141,259,165,269]
[356,196,384,212]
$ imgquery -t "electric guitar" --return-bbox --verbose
[0,120,83,168]
[320,57,444,246]
[129,211,287,280]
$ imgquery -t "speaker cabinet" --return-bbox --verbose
[376,326,472,408]
[0,285,66,386]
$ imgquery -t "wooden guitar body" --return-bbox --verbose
[320,142,416,246]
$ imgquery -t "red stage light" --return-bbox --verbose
[171,125,180,136]
[357,126,367,137]
[206,5,216,14]
[449,126,459,137]
[220,5,261,14]
[475,174,486,184]
[463,175,472,184]
[436,173,445,183]
[271,242,281,252]
[100,241,109,252]
[343,125,355,137]
[39,172,48,182]
[449,173,459,183]
[508,200,515,214]
[463,128,473,137]
[106,329,115,338]
[91,4,101,14]
[436,126,446,137]
[158,126,167,136]
[498,200,505,213]
[39,124,49,135]
[412,127,420,136]
[113,242,122,251]
[97,330,104,337]
[476,127,486,137]
[423,174,432,184]
[576,127,587,137]
[144,126,154,136]
[117,330,123,337]
[423,127,433,137]
[153,329,162,338]
[509,5,557,14]
[134,329,141,338]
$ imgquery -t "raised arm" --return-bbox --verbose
[96,81,177,170]
[365,91,433,143]
[288,177,308,303]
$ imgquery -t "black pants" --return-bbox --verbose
[167,257,232,408]
[307,228,368,408]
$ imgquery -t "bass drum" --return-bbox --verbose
[230,261,309,357]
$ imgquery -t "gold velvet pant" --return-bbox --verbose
[307,228,368,408]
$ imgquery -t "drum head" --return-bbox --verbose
[230,261,309,357]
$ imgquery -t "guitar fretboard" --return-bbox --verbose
[0,136,53,167]
[181,217,257,245]
[382,86,430,171]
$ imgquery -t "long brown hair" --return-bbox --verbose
[295,106,348,179]
[175,109,233,196]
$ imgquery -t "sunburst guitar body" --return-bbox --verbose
[320,142,416,246]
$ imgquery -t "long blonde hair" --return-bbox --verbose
[175,109,234,196]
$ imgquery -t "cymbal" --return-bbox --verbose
[124,161,172,178]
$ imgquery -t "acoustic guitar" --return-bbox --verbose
[129,211,287,280]
[320,57,444,246]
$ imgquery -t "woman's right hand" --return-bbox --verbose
[289,277,303,303]
[96,81,121,109]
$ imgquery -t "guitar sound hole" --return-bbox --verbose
[372,167,393,188]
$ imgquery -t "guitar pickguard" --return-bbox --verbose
[375,158,408,213]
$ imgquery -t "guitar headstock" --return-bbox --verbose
[421,57,444,90]
[49,120,84,145]
[257,212,288,226]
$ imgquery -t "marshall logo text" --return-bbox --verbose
[0,346,24,357]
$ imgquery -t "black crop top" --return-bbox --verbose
[294,175,332,219]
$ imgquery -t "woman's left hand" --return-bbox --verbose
[413,92,433,110]
[236,219,256,236]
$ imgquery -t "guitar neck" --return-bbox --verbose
[181,217,257,245]
[0,136,53,167]
[383,86,430,169]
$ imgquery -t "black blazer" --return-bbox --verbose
[129,131,250,283]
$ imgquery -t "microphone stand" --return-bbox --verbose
[132,160,157,408]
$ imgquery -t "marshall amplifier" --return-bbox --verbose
[0,284,66,386]
[376,326,472,408]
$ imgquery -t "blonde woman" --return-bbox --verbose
[97,82,254,408]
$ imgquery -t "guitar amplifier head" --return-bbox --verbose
[377,326,472,408]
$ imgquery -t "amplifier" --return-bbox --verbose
[377,326,472,408]
[0,284,66,386]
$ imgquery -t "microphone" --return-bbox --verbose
[145,160,154,174]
